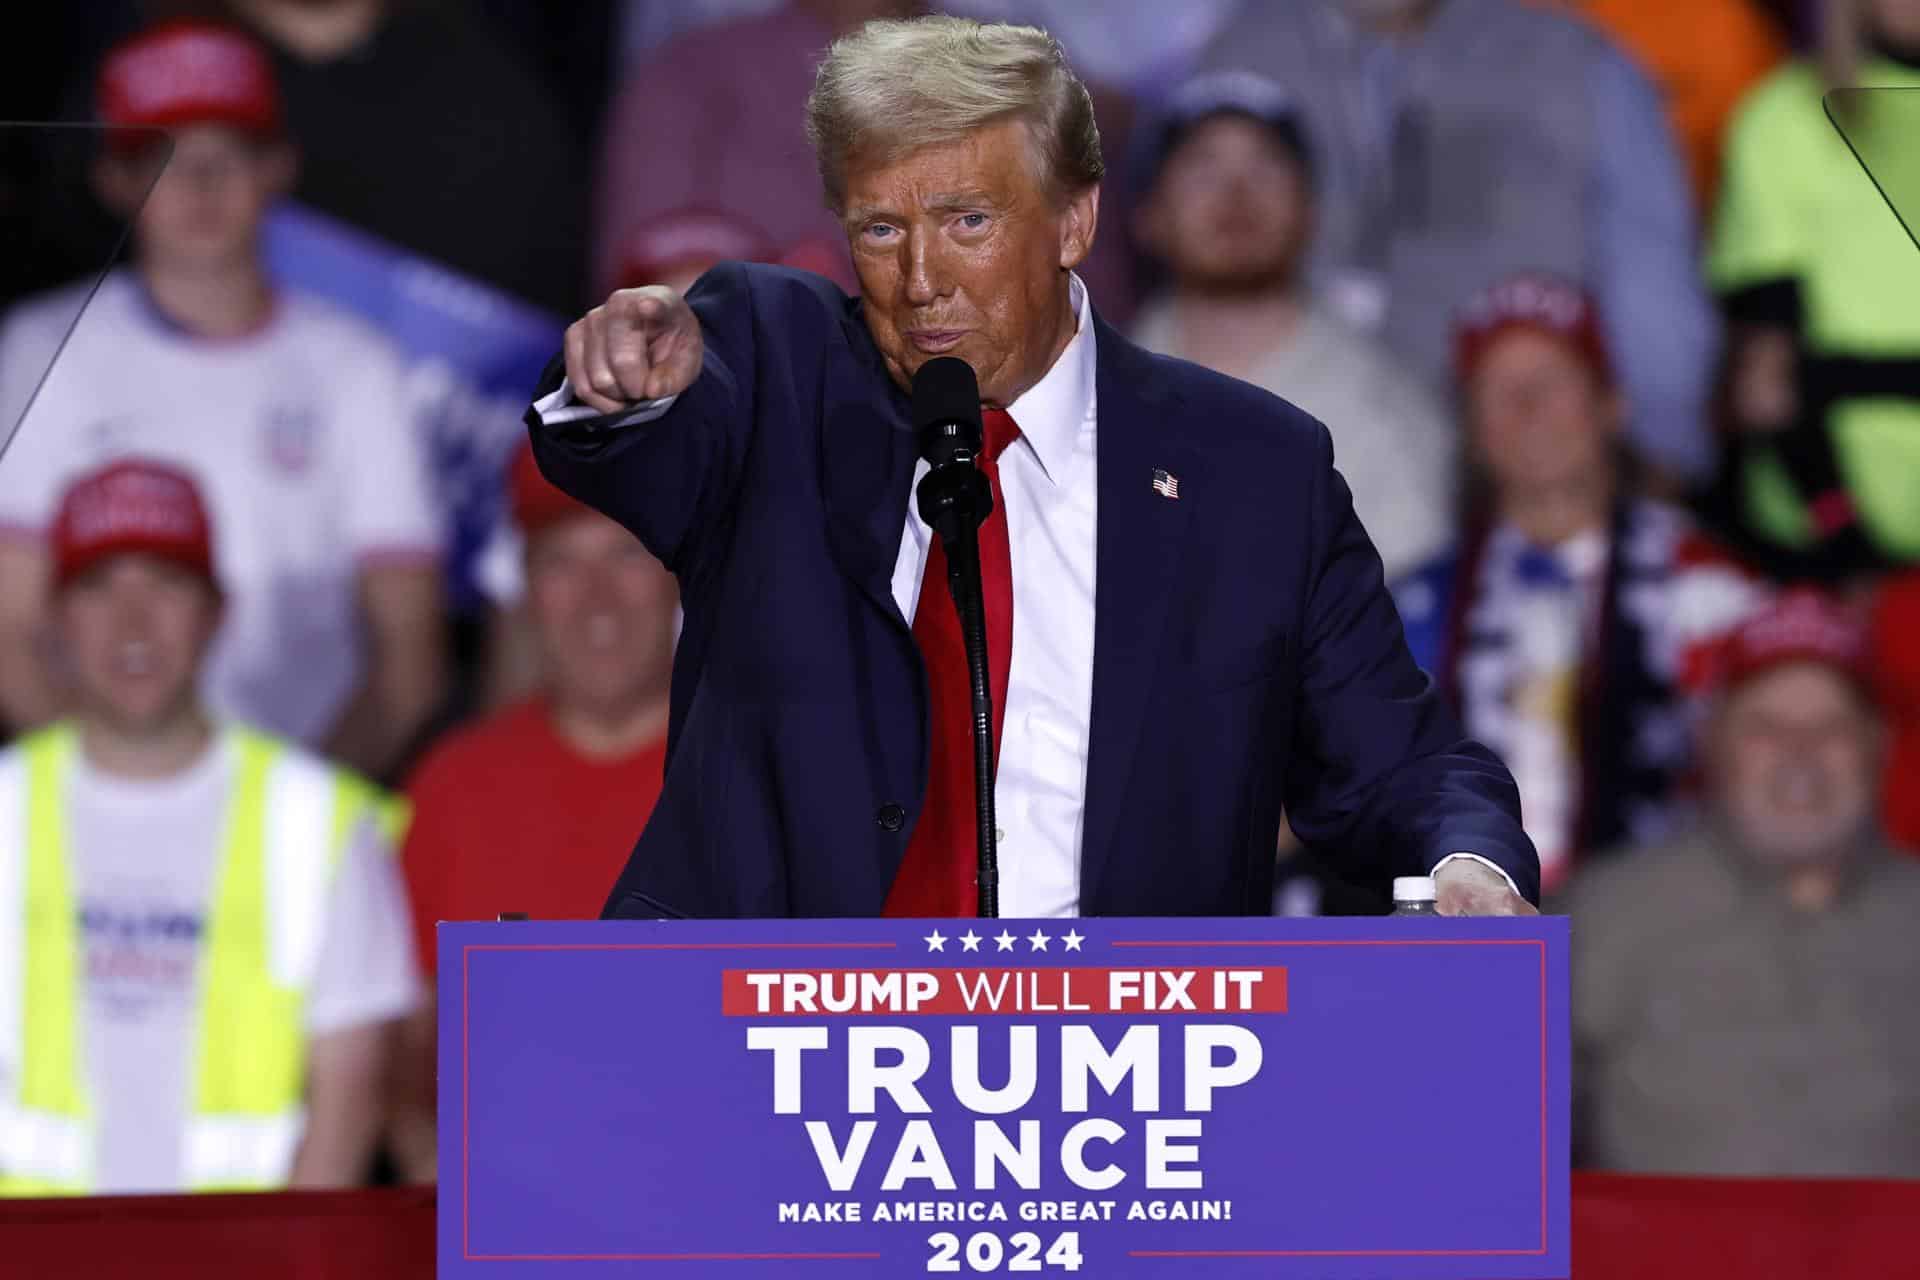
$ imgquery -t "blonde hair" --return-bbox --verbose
[804,15,1104,214]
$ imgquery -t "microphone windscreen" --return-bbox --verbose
[911,357,982,435]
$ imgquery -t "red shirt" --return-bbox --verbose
[400,697,666,973]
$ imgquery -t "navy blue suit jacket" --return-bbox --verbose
[528,263,1539,917]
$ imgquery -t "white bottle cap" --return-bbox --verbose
[1392,875,1437,903]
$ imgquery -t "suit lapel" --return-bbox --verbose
[815,307,1199,909]
[820,335,918,635]
[1079,319,1197,909]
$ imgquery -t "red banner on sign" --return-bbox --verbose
[721,967,1289,1017]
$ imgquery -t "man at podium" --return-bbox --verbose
[525,16,1539,920]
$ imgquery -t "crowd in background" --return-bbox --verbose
[0,0,1917,1198]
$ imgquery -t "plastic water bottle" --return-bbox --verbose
[1391,876,1438,916]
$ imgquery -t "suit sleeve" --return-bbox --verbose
[524,261,758,584]
[1283,420,1542,904]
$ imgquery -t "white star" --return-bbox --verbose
[1062,929,1085,952]
[1027,929,1051,952]
[959,930,982,952]
[994,930,1017,952]
[924,930,947,953]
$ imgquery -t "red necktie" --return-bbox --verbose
[884,408,1020,917]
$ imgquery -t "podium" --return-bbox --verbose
[439,916,1569,1277]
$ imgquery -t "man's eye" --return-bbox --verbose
[958,213,989,230]
[863,223,898,242]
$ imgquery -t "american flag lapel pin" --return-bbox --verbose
[1151,467,1181,500]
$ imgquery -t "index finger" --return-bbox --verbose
[606,289,674,345]
[563,319,627,416]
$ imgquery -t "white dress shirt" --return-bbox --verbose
[884,276,1100,917]
[535,274,1517,912]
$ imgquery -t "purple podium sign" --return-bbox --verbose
[439,916,1569,1278]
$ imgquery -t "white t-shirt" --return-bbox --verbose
[1131,296,1456,580]
[0,272,444,744]
[64,727,420,1193]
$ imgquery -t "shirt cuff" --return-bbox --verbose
[1432,852,1522,900]
[533,376,677,428]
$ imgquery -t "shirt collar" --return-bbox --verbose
[1001,272,1097,486]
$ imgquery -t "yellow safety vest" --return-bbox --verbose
[0,724,402,1195]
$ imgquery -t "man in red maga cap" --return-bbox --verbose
[0,19,445,781]
[0,460,419,1195]
[1570,588,1920,1177]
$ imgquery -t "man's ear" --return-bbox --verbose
[203,583,229,640]
[1600,387,1631,440]
[90,152,143,219]
[260,140,299,198]
[1863,702,1891,775]
[1058,183,1100,271]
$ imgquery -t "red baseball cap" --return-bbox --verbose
[1454,272,1614,388]
[510,441,597,538]
[96,20,283,149]
[1706,589,1870,696]
[52,459,219,591]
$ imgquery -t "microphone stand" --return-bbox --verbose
[916,460,1001,920]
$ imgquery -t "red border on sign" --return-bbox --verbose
[1112,937,1551,1259]
[461,941,893,1263]
[458,936,1551,1264]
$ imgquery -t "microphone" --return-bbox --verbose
[912,356,993,543]
[908,357,1000,919]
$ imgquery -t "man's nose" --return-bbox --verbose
[1503,383,1550,422]
[105,598,156,638]
[902,228,952,306]
[170,155,237,194]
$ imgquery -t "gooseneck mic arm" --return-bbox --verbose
[911,357,1000,920]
